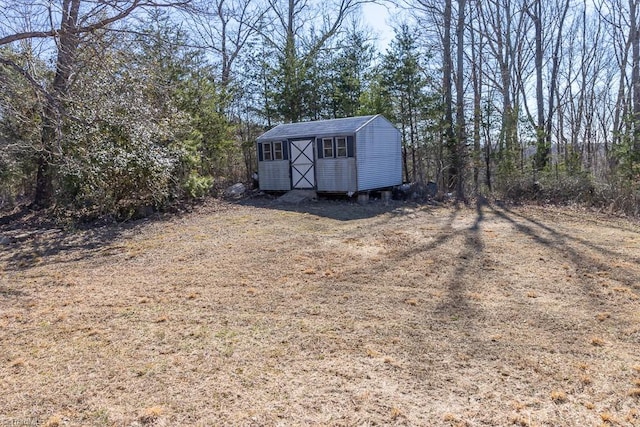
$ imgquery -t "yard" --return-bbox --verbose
[1,198,639,426]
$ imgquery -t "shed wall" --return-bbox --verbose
[258,160,290,191]
[356,116,403,191]
[316,158,357,192]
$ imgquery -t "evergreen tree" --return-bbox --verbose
[329,30,375,118]
[378,25,433,183]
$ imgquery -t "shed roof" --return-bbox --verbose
[257,115,379,141]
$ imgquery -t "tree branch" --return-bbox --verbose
[0,0,191,47]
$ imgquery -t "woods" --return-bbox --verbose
[1,0,640,218]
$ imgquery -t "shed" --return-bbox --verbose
[256,114,402,194]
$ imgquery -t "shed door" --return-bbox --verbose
[290,139,315,189]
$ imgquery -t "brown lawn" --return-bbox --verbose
[1,199,639,426]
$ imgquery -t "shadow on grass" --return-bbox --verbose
[338,198,639,390]
[0,205,35,227]
[500,205,640,265]
[435,198,487,316]
[0,197,228,273]
[351,199,487,317]
[490,204,639,271]
[0,285,29,297]
[237,195,431,222]
[0,206,148,272]
[488,204,640,299]
[0,227,133,272]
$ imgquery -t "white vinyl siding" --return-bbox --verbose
[355,116,402,191]
[258,160,290,191]
[316,158,357,192]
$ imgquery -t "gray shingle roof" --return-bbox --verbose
[256,115,379,142]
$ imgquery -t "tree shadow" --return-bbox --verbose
[435,198,486,316]
[550,208,640,235]
[236,195,430,222]
[0,213,148,272]
[0,285,29,297]
[356,200,639,404]
[0,205,36,227]
[487,204,640,298]
[500,205,640,265]
[358,199,486,317]
[492,204,639,269]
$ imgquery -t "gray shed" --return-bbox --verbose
[256,114,402,194]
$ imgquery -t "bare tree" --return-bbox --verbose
[631,0,640,155]
[469,0,485,192]
[525,0,570,172]
[454,0,466,200]
[595,0,640,177]
[477,0,529,174]
[187,0,266,88]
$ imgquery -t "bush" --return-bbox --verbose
[184,173,214,198]
[497,170,595,204]
[495,169,640,216]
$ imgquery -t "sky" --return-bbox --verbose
[361,2,398,51]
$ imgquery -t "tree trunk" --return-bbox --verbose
[455,0,466,201]
[471,0,482,193]
[443,0,456,191]
[532,0,547,171]
[543,0,570,172]
[632,0,640,158]
[33,0,81,208]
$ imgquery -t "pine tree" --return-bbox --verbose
[379,25,432,183]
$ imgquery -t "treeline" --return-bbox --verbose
[0,0,639,219]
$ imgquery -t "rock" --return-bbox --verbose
[277,190,316,204]
[136,205,154,219]
[224,183,246,199]
[426,181,438,197]
[393,181,439,200]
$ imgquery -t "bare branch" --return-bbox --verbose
[0,0,191,47]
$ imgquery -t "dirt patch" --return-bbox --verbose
[1,199,639,426]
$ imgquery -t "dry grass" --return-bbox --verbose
[510,415,531,426]
[43,414,62,427]
[390,406,403,420]
[443,412,457,422]
[551,390,568,403]
[139,406,165,425]
[600,412,617,424]
[1,200,640,426]
[8,358,25,368]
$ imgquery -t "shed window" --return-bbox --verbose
[263,142,273,161]
[336,137,347,158]
[273,141,283,160]
[323,138,334,158]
